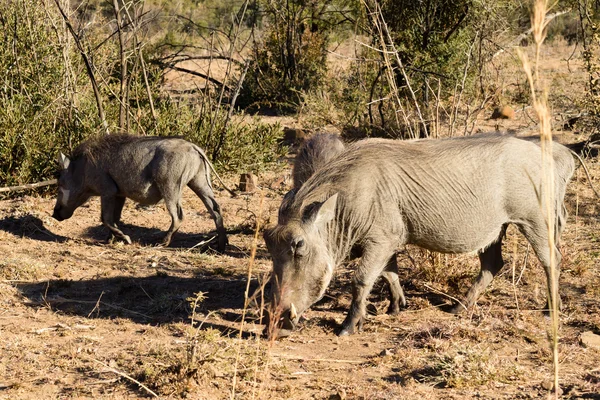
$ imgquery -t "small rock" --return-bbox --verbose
[239,173,258,192]
[541,380,552,390]
[379,348,394,357]
[580,330,600,349]
[541,380,563,395]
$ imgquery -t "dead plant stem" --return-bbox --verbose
[231,193,264,400]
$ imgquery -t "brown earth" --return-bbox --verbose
[2,40,600,399]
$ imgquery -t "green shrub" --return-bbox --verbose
[0,0,96,188]
[237,0,333,113]
[0,0,286,194]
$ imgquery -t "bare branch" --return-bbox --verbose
[0,180,57,193]
[52,0,110,134]
[150,61,232,92]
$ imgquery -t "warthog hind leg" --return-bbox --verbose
[189,177,228,253]
[451,232,505,314]
[381,254,406,315]
[517,222,562,312]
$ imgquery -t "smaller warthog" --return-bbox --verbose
[52,134,232,252]
[265,135,575,337]
[292,133,346,190]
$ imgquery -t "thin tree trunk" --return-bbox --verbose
[52,0,110,135]
[113,0,128,133]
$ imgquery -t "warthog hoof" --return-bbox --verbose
[387,301,407,316]
[337,327,354,337]
[216,235,228,254]
[338,317,364,336]
[109,234,132,245]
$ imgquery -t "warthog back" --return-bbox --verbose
[292,133,345,190]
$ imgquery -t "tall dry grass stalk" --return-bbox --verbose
[231,193,267,400]
[517,0,560,397]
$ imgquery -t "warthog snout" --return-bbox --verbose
[52,205,72,221]
[264,307,297,339]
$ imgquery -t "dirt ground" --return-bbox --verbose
[0,149,599,399]
[2,40,600,399]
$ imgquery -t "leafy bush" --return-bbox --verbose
[238,0,331,113]
[0,0,286,194]
[0,0,95,188]
[151,98,286,173]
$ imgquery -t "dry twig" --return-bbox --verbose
[92,359,159,398]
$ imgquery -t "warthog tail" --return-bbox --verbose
[191,144,237,197]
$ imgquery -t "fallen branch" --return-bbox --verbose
[92,359,159,398]
[0,179,57,193]
[271,354,363,364]
[423,283,467,311]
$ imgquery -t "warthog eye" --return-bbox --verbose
[292,237,307,257]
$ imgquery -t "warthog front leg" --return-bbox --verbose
[339,242,398,336]
[162,198,183,247]
[101,196,132,244]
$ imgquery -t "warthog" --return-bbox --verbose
[292,133,346,190]
[280,133,407,321]
[264,135,575,337]
[52,134,232,252]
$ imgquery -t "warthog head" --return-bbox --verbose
[52,153,92,221]
[263,193,338,338]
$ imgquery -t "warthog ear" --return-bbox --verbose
[57,153,70,170]
[303,193,338,228]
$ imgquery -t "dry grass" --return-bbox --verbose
[0,163,599,397]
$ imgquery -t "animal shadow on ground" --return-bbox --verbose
[16,273,261,338]
[313,270,452,314]
[0,215,68,243]
[82,224,214,248]
[82,224,272,259]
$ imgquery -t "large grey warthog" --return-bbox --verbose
[280,132,407,322]
[52,134,232,252]
[264,135,575,337]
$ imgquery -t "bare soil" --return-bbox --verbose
[2,41,600,399]
[0,155,599,399]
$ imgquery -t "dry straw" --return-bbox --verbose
[231,193,269,400]
[517,0,560,397]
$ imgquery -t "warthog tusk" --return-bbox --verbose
[290,303,298,321]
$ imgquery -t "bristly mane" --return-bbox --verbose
[71,134,177,164]
[280,135,522,265]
